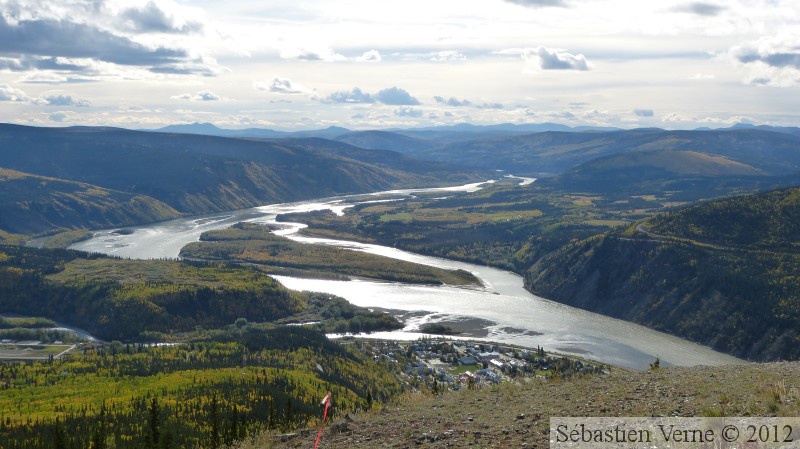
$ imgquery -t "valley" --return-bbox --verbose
[2,123,800,449]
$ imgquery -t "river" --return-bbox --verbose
[70,178,743,370]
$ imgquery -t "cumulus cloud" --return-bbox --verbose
[730,34,800,86]
[394,107,424,118]
[534,47,592,70]
[120,1,203,34]
[689,73,715,80]
[634,109,654,117]
[326,86,420,105]
[0,84,28,102]
[499,47,592,71]
[255,77,309,94]
[48,111,71,122]
[434,96,472,107]
[375,87,420,105]
[356,50,382,62]
[41,93,91,107]
[171,90,221,101]
[672,2,726,16]
[325,87,376,104]
[503,0,567,7]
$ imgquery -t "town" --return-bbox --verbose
[342,337,610,392]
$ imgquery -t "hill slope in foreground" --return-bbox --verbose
[263,362,800,449]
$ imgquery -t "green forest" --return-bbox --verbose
[0,245,402,341]
[0,325,403,449]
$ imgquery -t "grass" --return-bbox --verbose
[268,362,800,449]
[0,344,73,360]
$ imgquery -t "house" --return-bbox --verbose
[459,356,477,366]
[478,351,501,361]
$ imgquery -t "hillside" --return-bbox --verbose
[0,124,482,235]
[266,362,800,449]
[0,245,401,340]
[335,130,437,153]
[0,167,179,234]
[378,128,800,176]
[525,186,800,361]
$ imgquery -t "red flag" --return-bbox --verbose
[313,392,332,449]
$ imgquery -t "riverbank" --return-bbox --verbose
[179,222,481,286]
[67,179,743,370]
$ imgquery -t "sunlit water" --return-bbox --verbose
[70,178,743,369]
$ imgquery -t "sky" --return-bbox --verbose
[0,0,798,130]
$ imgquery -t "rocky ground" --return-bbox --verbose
[233,362,800,449]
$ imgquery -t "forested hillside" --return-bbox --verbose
[0,328,402,449]
[525,186,800,361]
[0,124,483,236]
[0,168,179,234]
[0,245,401,340]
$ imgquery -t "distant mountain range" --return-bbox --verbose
[0,124,484,236]
[4,121,800,238]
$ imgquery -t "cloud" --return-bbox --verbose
[689,73,715,80]
[48,111,70,122]
[0,10,219,77]
[0,84,28,102]
[375,87,420,105]
[503,0,567,7]
[477,102,504,110]
[255,77,309,94]
[433,96,503,109]
[730,34,800,86]
[325,86,420,105]
[325,87,376,104]
[0,14,186,66]
[18,72,95,84]
[499,47,592,71]
[280,47,347,62]
[171,90,221,101]
[534,47,592,71]
[120,1,203,34]
[394,107,424,118]
[634,109,654,117]
[356,50,382,62]
[434,96,472,107]
[429,51,467,62]
[672,2,726,16]
[41,94,91,107]
[399,50,468,62]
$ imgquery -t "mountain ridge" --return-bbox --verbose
[0,124,484,235]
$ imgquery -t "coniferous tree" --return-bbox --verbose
[148,397,160,449]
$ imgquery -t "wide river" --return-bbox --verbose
[71,179,743,370]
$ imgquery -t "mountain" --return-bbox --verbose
[0,124,483,234]
[335,130,437,153]
[375,128,800,177]
[726,123,800,137]
[0,168,179,234]
[525,186,800,361]
[152,122,351,139]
